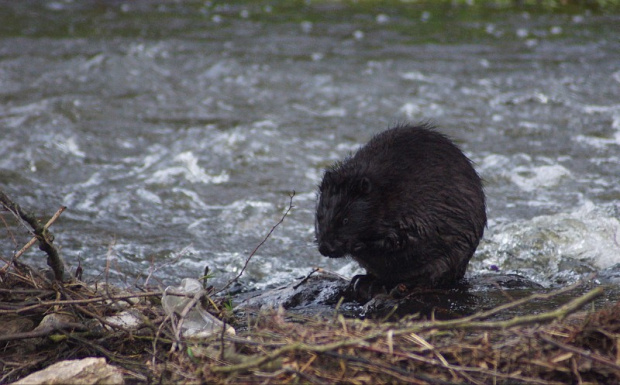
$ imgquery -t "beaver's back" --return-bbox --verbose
[356,124,485,238]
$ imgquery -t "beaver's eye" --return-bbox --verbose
[342,218,349,225]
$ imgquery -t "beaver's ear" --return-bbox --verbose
[359,177,371,195]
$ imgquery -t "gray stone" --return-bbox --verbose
[12,357,124,385]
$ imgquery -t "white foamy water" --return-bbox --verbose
[509,164,572,192]
[472,201,620,286]
[147,151,230,185]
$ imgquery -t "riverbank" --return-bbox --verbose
[1,259,619,384]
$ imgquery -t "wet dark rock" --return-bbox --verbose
[232,270,547,320]
[233,271,350,317]
[466,273,545,290]
[595,263,620,285]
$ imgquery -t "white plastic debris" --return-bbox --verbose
[162,278,235,338]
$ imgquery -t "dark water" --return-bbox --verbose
[1,1,619,297]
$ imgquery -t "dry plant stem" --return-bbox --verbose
[67,332,150,371]
[153,313,172,364]
[407,332,466,384]
[0,190,66,280]
[453,280,585,324]
[416,286,603,332]
[210,287,603,374]
[74,303,138,334]
[539,334,620,372]
[0,287,54,294]
[323,350,431,385]
[215,191,295,295]
[339,350,477,385]
[362,346,562,385]
[325,349,490,385]
[282,368,331,385]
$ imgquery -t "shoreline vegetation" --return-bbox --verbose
[2,190,620,384]
[216,0,620,15]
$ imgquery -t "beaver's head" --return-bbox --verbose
[315,163,376,258]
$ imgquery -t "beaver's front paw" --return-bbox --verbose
[346,274,392,302]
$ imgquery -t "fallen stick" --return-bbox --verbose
[0,190,66,280]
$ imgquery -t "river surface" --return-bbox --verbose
[1,1,619,295]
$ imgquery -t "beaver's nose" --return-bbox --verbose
[318,241,344,258]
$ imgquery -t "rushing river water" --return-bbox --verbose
[1,1,619,294]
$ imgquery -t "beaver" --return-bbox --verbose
[315,123,486,293]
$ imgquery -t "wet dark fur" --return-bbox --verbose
[315,123,486,287]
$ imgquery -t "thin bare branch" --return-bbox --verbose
[215,191,295,295]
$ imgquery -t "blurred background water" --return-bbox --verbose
[1,1,619,292]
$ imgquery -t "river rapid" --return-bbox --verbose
[1,1,619,296]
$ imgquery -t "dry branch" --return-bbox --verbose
[0,189,66,280]
[0,290,164,315]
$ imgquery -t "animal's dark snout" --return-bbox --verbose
[318,241,343,258]
[318,241,335,256]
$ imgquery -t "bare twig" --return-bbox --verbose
[293,267,320,290]
[414,286,603,332]
[0,291,164,315]
[419,280,591,328]
[358,346,562,385]
[215,191,295,295]
[66,332,150,370]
